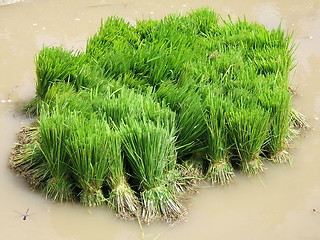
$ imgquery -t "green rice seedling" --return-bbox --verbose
[11,7,299,222]
[156,81,207,157]
[259,88,292,164]
[43,82,98,120]
[180,7,220,36]
[26,47,89,115]
[65,115,111,207]
[43,80,128,120]
[43,86,140,210]
[105,130,139,218]
[205,95,234,184]
[95,41,136,80]
[136,8,219,41]
[86,16,139,59]
[35,47,74,99]
[248,47,292,77]
[85,18,139,81]
[227,105,270,175]
[129,37,192,88]
[68,55,106,91]
[135,18,160,42]
[121,118,185,223]
[39,106,75,202]
[90,85,176,132]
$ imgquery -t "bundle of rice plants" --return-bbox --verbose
[35,47,74,99]
[121,118,185,223]
[156,82,207,157]
[258,89,292,163]
[42,82,98,120]
[105,130,139,218]
[86,16,139,59]
[91,85,175,132]
[205,95,234,184]
[128,37,191,88]
[65,115,111,207]
[26,47,89,115]
[39,106,74,202]
[226,105,270,174]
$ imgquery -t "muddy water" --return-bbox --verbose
[1,0,320,239]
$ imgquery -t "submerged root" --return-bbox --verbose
[269,150,292,165]
[206,160,235,185]
[80,188,106,207]
[291,109,310,129]
[288,127,300,143]
[44,177,75,202]
[168,165,202,195]
[108,184,140,219]
[241,157,265,175]
[140,186,186,224]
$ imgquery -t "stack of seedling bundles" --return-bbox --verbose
[10,8,305,222]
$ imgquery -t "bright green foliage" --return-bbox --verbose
[121,118,184,222]
[103,130,139,218]
[10,8,303,223]
[227,106,270,174]
[205,94,234,184]
[156,81,207,157]
[39,107,75,202]
[65,115,111,207]
[258,88,292,163]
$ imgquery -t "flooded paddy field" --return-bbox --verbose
[1,0,320,239]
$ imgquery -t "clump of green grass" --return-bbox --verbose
[156,81,207,157]
[104,130,139,218]
[35,47,75,100]
[39,106,74,202]
[10,7,304,223]
[205,94,234,184]
[227,105,270,174]
[121,118,185,223]
[65,115,111,206]
[259,89,292,164]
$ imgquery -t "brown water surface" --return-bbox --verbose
[1,0,320,239]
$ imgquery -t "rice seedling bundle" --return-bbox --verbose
[205,94,234,184]
[38,106,75,202]
[226,105,270,174]
[156,81,207,157]
[121,118,184,222]
[65,115,111,207]
[258,88,292,163]
[10,7,304,223]
[103,130,139,218]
